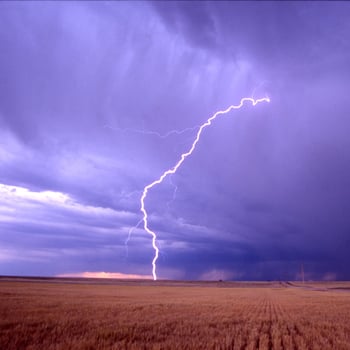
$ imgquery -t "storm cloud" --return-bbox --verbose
[1,1,350,280]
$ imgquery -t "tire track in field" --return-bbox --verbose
[255,294,274,350]
[252,298,266,349]
[270,298,283,350]
[238,290,310,350]
[235,292,270,350]
[275,295,308,350]
[274,301,298,350]
[229,292,265,350]
[231,290,307,350]
[223,294,258,350]
[251,295,268,349]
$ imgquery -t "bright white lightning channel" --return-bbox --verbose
[141,97,270,280]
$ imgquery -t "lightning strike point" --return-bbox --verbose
[141,97,270,280]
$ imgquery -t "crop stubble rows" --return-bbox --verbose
[0,280,349,349]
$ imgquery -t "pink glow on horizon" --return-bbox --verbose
[57,271,152,279]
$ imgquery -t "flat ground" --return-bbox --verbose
[0,277,350,349]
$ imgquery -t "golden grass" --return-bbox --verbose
[0,278,350,349]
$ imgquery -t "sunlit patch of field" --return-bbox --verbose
[0,278,350,349]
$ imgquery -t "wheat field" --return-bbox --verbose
[0,278,350,349]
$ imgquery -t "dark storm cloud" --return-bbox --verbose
[154,2,350,63]
[149,1,350,280]
[151,1,218,50]
[1,1,350,280]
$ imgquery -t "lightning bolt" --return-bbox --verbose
[125,218,143,258]
[166,176,178,210]
[104,124,199,139]
[141,97,270,280]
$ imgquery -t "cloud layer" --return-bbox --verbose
[1,1,350,280]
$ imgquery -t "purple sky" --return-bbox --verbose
[1,1,350,281]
